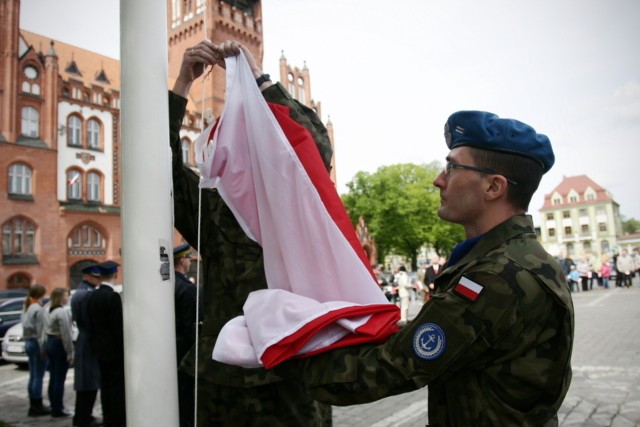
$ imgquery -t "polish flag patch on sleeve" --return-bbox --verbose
[454,276,484,301]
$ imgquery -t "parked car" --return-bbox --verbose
[0,297,24,360]
[1,322,27,365]
[1,299,76,366]
[0,288,28,302]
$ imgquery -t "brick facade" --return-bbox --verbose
[1,0,332,291]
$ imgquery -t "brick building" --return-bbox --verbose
[0,0,333,291]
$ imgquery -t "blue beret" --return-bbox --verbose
[97,260,120,275]
[81,263,101,276]
[173,243,192,259]
[444,111,554,172]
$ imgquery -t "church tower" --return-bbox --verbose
[167,0,263,124]
[278,52,337,185]
[0,0,21,143]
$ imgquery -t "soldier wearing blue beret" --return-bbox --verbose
[277,111,574,426]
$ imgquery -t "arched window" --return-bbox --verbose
[67,169,83,200]
[21,65,40,96]
[87,172,101,202]
[2,217,36,258]
[68,115,82,146]
[8,163,32,195]
[68,224,105,255]
[287,73,295,97]
[21,106,39,137]
[297,77,306,104]
[181,138,191,164]
[87,118,101,149]
[7,273,31,289]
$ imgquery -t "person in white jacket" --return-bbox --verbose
[616,249,636,288]
[40,288,74,418]
[395,265,412,323]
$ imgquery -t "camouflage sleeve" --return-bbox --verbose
[262,82,333,171]
[281,270,523,406]
[168,91,218,256]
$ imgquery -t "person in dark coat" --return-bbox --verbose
[86,260,125,427]
[71,263,103,427]
[173,243,198,427]
[424,255,444,301]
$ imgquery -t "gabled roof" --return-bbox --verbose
[541,175,615,210]
[21,30,120,91]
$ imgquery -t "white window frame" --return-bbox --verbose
[87,119,101,149]
[87,172,100,202]
[67,170,82,200]
[181,138,190,164]
[68,115,82,146]
[21,107,39,137]
[8,163,32,195]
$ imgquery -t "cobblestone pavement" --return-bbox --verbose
[1,281,639,426]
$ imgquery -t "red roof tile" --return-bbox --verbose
[541,175,615,210]
[21,30,120,92]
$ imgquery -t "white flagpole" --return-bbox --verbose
[120,1,179,426]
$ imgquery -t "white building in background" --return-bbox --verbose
[539,175,624,258]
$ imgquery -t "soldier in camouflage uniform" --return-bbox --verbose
[169,40,332,426]
[277,111,574,426]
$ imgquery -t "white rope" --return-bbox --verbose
[193,6,209,426]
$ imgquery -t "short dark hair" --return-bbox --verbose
[468,147,544,211]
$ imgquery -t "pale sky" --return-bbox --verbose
[20,0,640,226]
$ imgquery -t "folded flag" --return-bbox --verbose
[195,52,399,368]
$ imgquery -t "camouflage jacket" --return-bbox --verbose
[288,215,574,427]
[169,83,333,426]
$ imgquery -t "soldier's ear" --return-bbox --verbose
[484,175,508,201]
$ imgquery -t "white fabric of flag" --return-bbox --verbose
[194,52,398,368]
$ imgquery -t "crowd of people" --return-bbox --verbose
[14,36,610,426]
[558,248,639,292]
[20,246,199,427]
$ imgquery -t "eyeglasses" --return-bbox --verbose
[444,161,519,186]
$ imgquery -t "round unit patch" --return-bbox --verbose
[413,323,446,360]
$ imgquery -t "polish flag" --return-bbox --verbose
[67,172,80,186]
[195,52,399,369]
[454,276,484,301]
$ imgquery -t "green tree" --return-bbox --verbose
[341,162,464,270]
[622,217,640,234]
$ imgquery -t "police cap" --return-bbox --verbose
[173,243,192,260]
[97,260,120,275]
[81,263,101,277]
